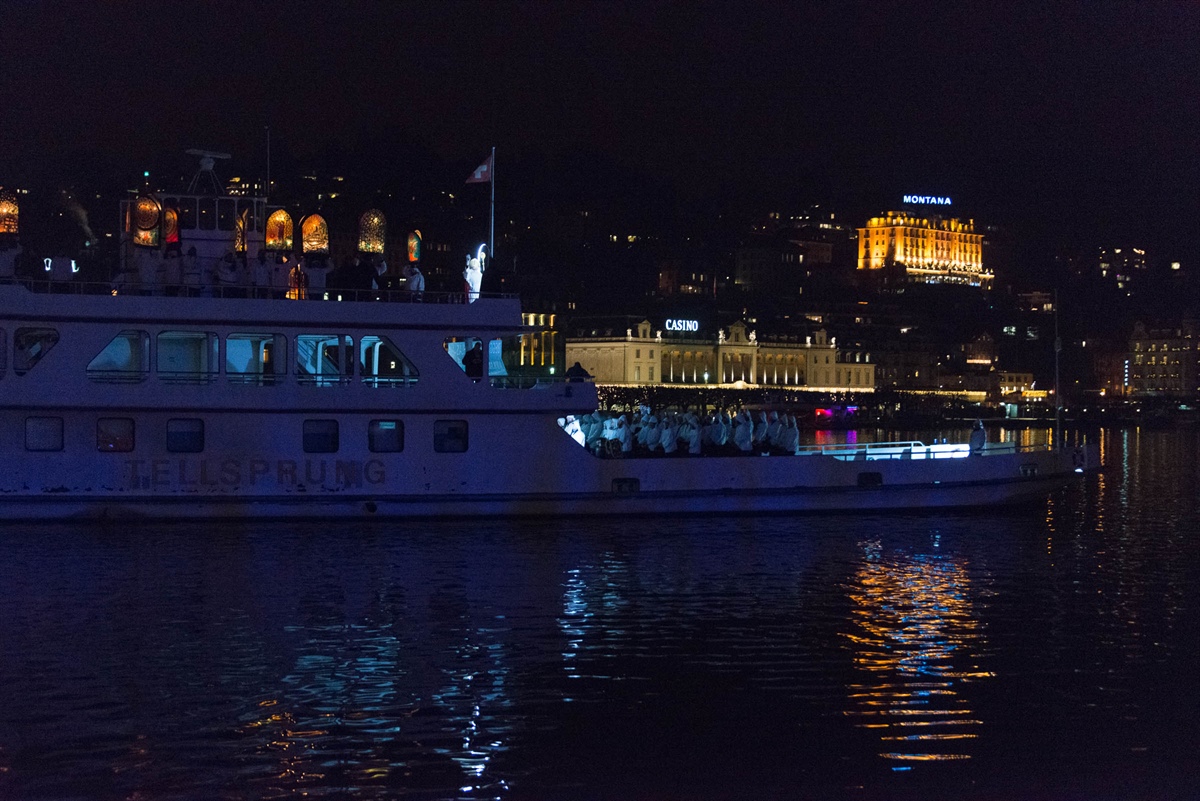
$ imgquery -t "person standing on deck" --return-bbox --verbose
[969,420,988,454]
[306,255,328,300]
[251,250,270,298]
[403,262,424,301]
[182,247,201,296]
[463,341,485,381]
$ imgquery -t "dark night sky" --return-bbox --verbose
[3,1,1199,259]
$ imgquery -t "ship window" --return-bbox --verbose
[25,417,63,452]
[443,337,500,381]
[217,198,236,231]
[296,334,352,385]
[87,330,150,382]
[177,197,197,229]
[303,419,339,453]
[226,333,287,384]
[433,420,468,453]
[167,419,205,453]
[158,331,219,383]
[97,417,135,452]
[198,199,215,231]
[15,327,60,376]
[360,335,418,386]
[368,420,404,452]
[238,199,256,232]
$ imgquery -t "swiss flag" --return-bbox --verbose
[466,154,493,184]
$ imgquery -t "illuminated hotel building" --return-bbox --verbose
[857,211,990,288]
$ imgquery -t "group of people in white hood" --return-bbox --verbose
[558,408,803,457]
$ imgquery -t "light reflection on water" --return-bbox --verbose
[1,428,1199,799]
[841,539,987,765]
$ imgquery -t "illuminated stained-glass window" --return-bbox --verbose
[265,209,294,251]
[358,209,386,254]
[0,190,18,235]
[234,209,248,253]
[407,229,422,262]
[301,214,329,254]
[163,206,180,246]
[133,195,161,248]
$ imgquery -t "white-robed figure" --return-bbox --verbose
[618,415,634,455]
[766,411,783,449]
[751,411,770,450]
[779,414,801,455]
[732,410,754,453]
[403,262,425,299]
[463,245,486,303]
[637,415,657,450]
[660,415,679,455]
[683,412,703,455]
[560,416,585,447]
[969,419,987,454]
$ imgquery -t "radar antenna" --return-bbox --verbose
[185,149,232,195]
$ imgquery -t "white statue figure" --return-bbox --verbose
[463,246,486,303]
[749,330,757,343]
[719,329,726,343]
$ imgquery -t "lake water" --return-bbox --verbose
[1,427,1197,800]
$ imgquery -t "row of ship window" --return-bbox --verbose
[21,417,470,454]
[4,327,422,385]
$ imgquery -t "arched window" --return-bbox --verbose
[163,205,180,246]
[301,214,329,254]
[358,209,386,253]
[133,195,161,248]
[234,209,248,253]
[407,229,422,262]
[265,209,294,251]
[0,190,19,235]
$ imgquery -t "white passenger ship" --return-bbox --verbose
[0,276,1099,520]
[0,158,1098,519]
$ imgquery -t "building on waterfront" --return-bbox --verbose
[857,211,990,288]
[1126,320,1199,397]
[565,318,874,392]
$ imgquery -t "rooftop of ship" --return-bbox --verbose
[0,280,529,333]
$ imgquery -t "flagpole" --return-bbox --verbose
[489,146,495,266]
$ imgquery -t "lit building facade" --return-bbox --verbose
[1127,320,1199,397]
[566,320,874,392]
[858,211,989,287]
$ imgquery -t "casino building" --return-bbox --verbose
[565,318,875,392]
[858,210,990,288]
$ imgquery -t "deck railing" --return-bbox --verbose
[799,441,1030,461]
[3,277,518,304]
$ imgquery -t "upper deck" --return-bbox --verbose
[0,281,588,414]
[0,279,525,331]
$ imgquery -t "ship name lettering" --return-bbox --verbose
[250,459,270,484]
[127,458,386,490]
